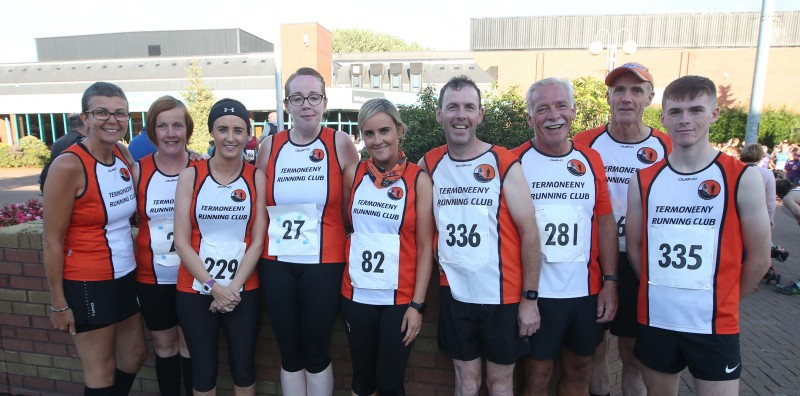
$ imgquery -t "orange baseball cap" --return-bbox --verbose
[605,62,654,86]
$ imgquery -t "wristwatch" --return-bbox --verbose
[602,274,619,282]
[409,301,427,314]
[202,279,216,293]
[522,290,539,300]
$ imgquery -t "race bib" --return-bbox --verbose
[612,200,627,251]
[244,149,256,162]
[536,205,587,263]
[437,205,489,266]
[348,232,400,290]
[148,218,181,267]
[647,224,715,290]
[267,204,319,256]
[192,238,246,294]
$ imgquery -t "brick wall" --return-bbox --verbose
[0,221,623,395]
[0,221,458,395]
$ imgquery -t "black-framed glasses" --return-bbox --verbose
[86,109,131,122]
[286,94,325,107]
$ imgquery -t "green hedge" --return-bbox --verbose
[394,78,800,163]
[0,136,49,168]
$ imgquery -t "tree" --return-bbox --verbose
[571,76,610,134]
[398,86,441,163]
[477,84,530,149]
[642,107,664,132]
[182,60,215,153]
[717,84,737,109]
[332,29,426,52]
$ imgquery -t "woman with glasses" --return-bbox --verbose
[173,98,266,395]
[256,67,359,394]
[134,96,196,395]
[42,81,147,396]
[341,98,434,395]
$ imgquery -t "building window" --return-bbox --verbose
[391,74,401,89]
[371,74,381,88]
[352,75,361,87]
[148,45,161,56]
[411,74,421,92]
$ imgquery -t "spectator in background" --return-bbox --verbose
[244,134,258,165]
[775,179,800,295]
[51,114,88,158]
[771,142,790,178]
[129,127,157,161]
[740,143,777,227]
[784,150,800,186]
[40,113,88,193]
[759,145,771,168]
[259,111,279,143]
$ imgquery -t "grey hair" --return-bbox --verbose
[526,77,575,113]
[81,82,128,112]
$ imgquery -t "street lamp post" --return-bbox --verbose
[588,29,638,73]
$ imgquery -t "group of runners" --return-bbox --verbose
[42,63,771,396]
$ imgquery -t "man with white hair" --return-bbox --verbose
[513,77,617,396]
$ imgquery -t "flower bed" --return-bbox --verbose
[0,199,43,227]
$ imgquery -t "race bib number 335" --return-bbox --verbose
[647,224,715,290]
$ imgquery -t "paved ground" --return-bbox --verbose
[0,167,799,395]
[0,167,41,206]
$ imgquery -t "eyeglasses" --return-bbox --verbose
[86,109,131,122]
[286,94,325,107]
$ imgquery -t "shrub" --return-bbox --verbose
[0,199,43,227]
[394,78,800,161]
[18,136,50,167]
[572,76,610,134]
[0,137,49,168]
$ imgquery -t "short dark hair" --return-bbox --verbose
[662,76,716,107]
[67,114,84,130]
[81,82,128,112]
[777,178,794,198]
[146,96,194,145]
[438,76,481,109]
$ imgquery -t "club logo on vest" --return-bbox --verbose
[309,148,325,163]
[697,180,721,200]
[637,147,658,164]
[567,159,586,176]
[473,164,496,183]
[119,167,131,182]
[230,189,247,202]
[387,187,404,200]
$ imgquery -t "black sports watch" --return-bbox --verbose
[522,290,539,300]
[409,301,427,314]
[602,275,619,282]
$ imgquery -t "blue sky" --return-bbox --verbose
[0,0,796,63]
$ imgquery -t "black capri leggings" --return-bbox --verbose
[259,259,345,373]
[341,298,413,396]
[176,289,261,392]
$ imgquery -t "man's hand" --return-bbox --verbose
[596,283,618,323]
[518,299,540,337]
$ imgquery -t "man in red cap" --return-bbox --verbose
[573,62,671,396]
